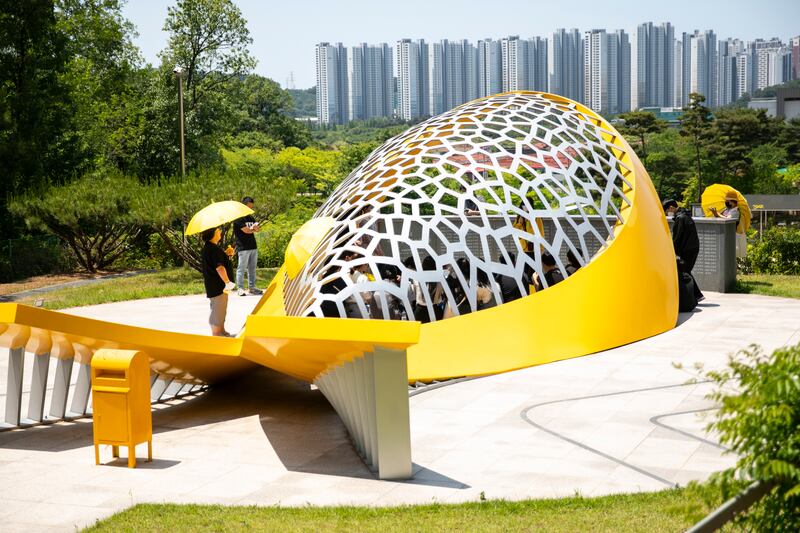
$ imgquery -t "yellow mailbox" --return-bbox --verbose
[91,349,152,468]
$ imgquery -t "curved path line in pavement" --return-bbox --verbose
[520,381,714,488]
[649,408,728,451]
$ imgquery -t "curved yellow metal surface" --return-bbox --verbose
[248,91,678,383]
[0,303,251,384]
[0,92,676,388]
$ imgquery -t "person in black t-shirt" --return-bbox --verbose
[201,226,236,336]
[232,196,262,296]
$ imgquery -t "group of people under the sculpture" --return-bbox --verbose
[318,246,582,322]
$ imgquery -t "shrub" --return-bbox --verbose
[256,204,315,267]
[9,172,142,273]
[706,343,800,531]
[743,227,800,275]
[0,235,77,282]
[132,169,304,272]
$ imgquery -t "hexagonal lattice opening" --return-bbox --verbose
[285,92,633,322]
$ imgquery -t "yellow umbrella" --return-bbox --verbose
[285,217,336,279]
[185,201,254,236]
[701,184,751,232]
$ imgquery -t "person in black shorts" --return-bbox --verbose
[201,226,236,336]
[232,196,262,296]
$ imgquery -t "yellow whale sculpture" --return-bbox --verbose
[0,92,677,390]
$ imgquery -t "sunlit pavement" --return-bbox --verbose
[1,292,799,531]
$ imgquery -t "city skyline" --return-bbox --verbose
[123,0,800,89]
[316,29,798,124]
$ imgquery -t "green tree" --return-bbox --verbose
[161,0,255,110]
[229,75,311,149]
[132,169,303,271]
[679,93,713,202]
[9,172,142,272]
[156,0,257,174]
[708,107,779,192]
[645,151,688,200]
[0,0,75,235]
[55,0,145,174]
[617,111,666,158]
[749,144,796,194]
[776,118,800,163]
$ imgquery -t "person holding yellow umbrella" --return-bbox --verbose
[703,186,750,258]
[186,201,255,336]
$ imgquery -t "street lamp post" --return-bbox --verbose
[173,66,187,179]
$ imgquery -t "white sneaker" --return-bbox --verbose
[237,288,246,296]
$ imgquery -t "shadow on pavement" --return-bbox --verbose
[0,366,466,486]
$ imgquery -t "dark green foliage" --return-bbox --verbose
[288,87,316,118]
[741,227,800,275]
[131,169,304,272]
[8,172,142,273]
[617,111,666,157]
[256,205,316,268]
[0,235,77,282]
[706,343,800,531]
[312,117,417,146]
[706,107,781,192]
[0,0,76,236]
[229,75,311,149]
[679,93,714,203]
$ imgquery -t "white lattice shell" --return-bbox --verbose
[283,91,633,321]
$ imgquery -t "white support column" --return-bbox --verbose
[49,357,74,420]
[150,376,173,401]
[4,347,25,426]
[361,353,379,471]
[162,380,184,399]
[26,352,50,422]
[314,346,412,480]
[372,346,412,480]
[69,363,91,416]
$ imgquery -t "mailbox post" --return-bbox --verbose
[91,349,153,468]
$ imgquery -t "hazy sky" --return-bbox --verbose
[123,0,800,89]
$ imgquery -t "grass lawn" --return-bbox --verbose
[84,484,722,533]
[13,267,278,310]
[734,274,800,299]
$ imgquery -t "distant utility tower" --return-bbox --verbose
[286,71,296,89]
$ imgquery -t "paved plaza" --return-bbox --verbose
[1,292,799,531]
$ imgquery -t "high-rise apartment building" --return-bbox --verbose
[583,29,629,114]
[682,30,717,107]
[615,30,631,113]
[348,43,393,121]
[735,50,753,99]
[631,22,674,109]
[477,39,503,97]
[752,38,787,91]
[427,39,479,115]
[529,36,549,92]
[501,36,527,91]
[548,28,583,101]
[673,39,683,107]
[717,39,746,106]
[315,42,348,124]
[791,36,800,81]
[501,36,548,93]
[396,39,429,120]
